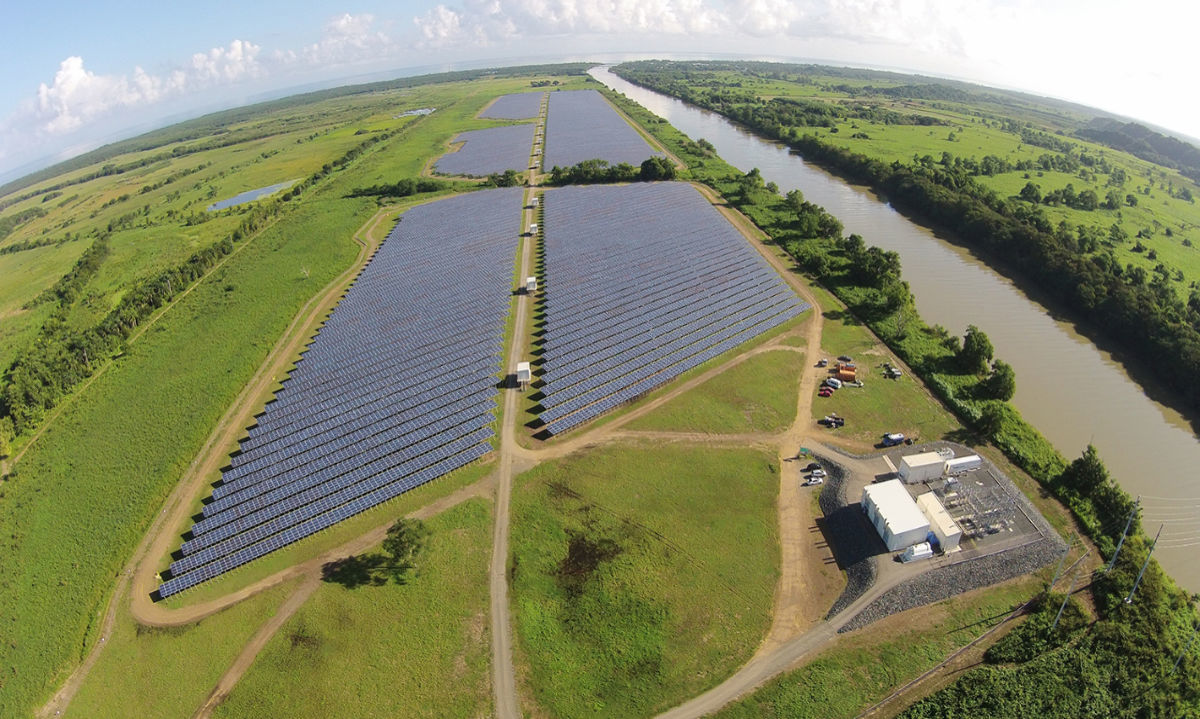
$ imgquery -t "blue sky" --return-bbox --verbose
[1,0,1196,181]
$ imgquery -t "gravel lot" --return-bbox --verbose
[838,536,1065,632]
[816,454,880,620]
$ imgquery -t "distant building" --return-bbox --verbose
[516,361,532,390]
[862,479,930,551]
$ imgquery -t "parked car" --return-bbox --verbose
[805,462,822,472]
[810,468,827,478]
[837,355,853,362]
[816,358,829,367]
[803,476,824,486]
[824,378,843,389]
[882,432,906,447]
[818,388,832,397]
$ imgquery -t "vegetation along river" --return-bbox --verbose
[592,65,1200,591]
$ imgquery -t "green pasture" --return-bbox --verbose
[214,499,494,719]
[626,348,803,433]
[510,443,780,718]
[64,580,297,719]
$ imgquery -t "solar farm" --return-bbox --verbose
[534,182,811,436]
[434,124,538,176]
[479,91,546,119]
[543,89,663,169]
[155,187,524,597]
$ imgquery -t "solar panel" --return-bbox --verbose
[543,90,663,170]
[535,182,811,435]
[157,187,523,598]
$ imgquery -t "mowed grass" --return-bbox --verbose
[213,498,494,719]
[510,443,780,718]
[714,578,1038,719]
[625,348,804,433]
[63,580,298,719]
[806,282,961,448]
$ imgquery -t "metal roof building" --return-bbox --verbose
[862,479,931,551]
[899,451,945,484]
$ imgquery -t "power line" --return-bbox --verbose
[1125,525,1163,604]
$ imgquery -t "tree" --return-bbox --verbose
[1019,181,1042,204]
[1059,445,1109,496]
[982,359,1016,401]
[382,518,430,577]
[639,156,676,181]
[977,403,1005,438]
[960,325,994,374]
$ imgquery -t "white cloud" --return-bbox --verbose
[301,13,392,65]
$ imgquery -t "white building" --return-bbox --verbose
[525,276,538,293]
[917,492,963,552]
[516,361,532,389]
[944,455,982,475]
[862,479,930,551]
[899,451,944,484]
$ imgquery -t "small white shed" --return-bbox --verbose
[516,361,531,388]
[862,480,930,551]
[944,455,983,475]
[917,492,962,552]
[525,276,538,292]
[899,452,944,484]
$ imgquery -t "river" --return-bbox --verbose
[590,66,1200,591]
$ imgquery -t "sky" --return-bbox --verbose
[1,0,1197,182]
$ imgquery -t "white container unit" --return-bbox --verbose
[944,455,983,475]
[898,452,944,484]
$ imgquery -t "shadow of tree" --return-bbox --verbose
[321,554,389,589]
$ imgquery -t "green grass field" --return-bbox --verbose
[805,282,962,447]
[714,579,1037,719]
[0,70,587,717]
[213,499,494,719]
[509,443,780,718]
[64,580,298,719]
[625,348,804,433]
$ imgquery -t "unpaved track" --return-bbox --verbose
[191,575,320,719]
[491,100,546,715]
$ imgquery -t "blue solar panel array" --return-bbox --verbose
[156,187,523,598]
[536,182,810,436]
[479,91,545,119]
[543,90,663,170]
[435,124,537,176]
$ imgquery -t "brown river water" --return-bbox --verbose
[591,65,1200,591]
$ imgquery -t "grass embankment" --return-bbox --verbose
[63,580,298,719]
[214,499,493,719]
[625,348,803,433]
[510,444,779,718]
[715,579,1038,719]
[0,71,581,717]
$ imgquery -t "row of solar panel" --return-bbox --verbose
[542,253,767,347]
[541,280,786,389]
[159,187,523,597]
[543,90,662,170]
[184,421,493,558]
[540,298,803,424]
[540,289,794,409]
[480,91,545,120]
[541,270,780,370]
[157,443,491,597]
[238,338,501,452]
[534,182,809,435]
[227,365,496,476]
[544,304,807,435]
[216,384,496,498]
[435,125,537,176]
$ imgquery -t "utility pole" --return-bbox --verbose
[1105,497,1140,573]
[1125,524,1163,604]
[1050,533,1074,588]
[1049,574,1078,635]
[1172,622,1199,675]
